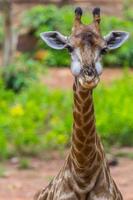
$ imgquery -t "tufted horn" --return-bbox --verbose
[93,7,101,24]
[92,7,101,33]
[74,7,83,26]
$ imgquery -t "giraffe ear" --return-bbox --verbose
[40,31,68,50]
[104,31,129,50]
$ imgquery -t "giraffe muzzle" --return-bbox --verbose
[78,66,99,89]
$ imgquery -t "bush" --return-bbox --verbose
[22,5,87,38]
[0,72,133,159]
[0,79,72,158]
[21,5,73,55]
[101,16,133,67]
[21,5,133,67]
[2,54,43,92]
[94,73,133,146]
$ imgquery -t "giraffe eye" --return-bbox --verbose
[66,45,74,53]
[101,47,108,55]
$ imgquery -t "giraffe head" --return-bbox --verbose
[40,7,129,89]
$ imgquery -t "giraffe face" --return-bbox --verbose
[69,26,107,89]
[40,7,129,89]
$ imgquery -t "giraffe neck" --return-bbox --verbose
[69,78,104,177]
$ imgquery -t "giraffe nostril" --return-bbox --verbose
[87,68,94,76]
[81,67,96,80]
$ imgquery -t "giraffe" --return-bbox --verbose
[35,7,129,200]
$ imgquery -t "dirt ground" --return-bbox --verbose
[0,154,133,200]
[42,67,133,89]
[0,68,133,200]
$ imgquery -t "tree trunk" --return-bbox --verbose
[3,0,13,67]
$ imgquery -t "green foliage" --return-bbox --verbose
[0,79,72,158]
[124,8,133,21]
[0,72,133,159]
[45,50,70,67]
[2,54,43,92]
[21,5,133,67]
[94,74,133,146]
[101,16,133,67]
[20,5,67,62]
[22,5,66,37]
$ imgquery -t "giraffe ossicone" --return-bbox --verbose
[35,7,129,200]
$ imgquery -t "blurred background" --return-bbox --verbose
[0,0,133,200]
